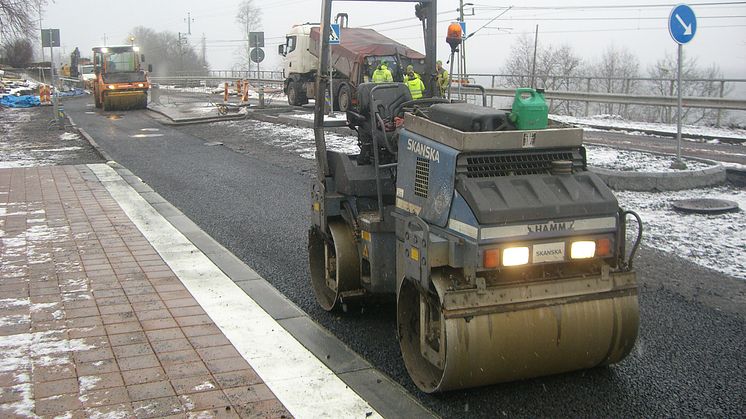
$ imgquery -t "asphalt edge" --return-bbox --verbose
[70,114,436,419]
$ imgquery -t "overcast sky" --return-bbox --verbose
[41,0,746,77]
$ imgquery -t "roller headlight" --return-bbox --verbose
[571,241,596,259]
[502,247,529,266]
[137,83,145,87]
[108,85,115,89]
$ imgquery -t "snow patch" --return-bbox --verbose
[553,113,746,141]
[79,375,102,393]
[618,186,745,280]
[586,144,712,172]
[192,381,215,391]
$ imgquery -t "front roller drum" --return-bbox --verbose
[308,221,361,311]
[397,274,639,393]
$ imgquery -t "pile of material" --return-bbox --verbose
[0,72,45,108]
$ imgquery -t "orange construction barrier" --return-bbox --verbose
[39,85,51,104]
[223,82,229,103]
[241,80,249,103]
[236,79,242,97]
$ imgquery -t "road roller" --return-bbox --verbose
[308,0,642,393]
[92,45,149,111]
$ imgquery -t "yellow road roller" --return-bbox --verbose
[92,45,149,111]
[308,0,642,393]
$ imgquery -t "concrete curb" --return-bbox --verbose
[72,117,436,419]
[587,142,728,191]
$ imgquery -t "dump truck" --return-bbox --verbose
[279,19,426,111]
[308,0,643,393]
[92,45,149,111]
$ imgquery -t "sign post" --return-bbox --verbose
[328,24,340,116]
[42,29,62,129]
[668,4,697,169]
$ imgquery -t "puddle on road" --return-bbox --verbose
[131,134,164,138]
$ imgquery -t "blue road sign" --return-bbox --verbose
[669,4,697,44]
[459,21,466,37]
[329,24,341,45]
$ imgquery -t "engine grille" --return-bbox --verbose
[457,148,586,178]
[415,157,430,198]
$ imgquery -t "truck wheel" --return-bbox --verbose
[337,84,351,112]
[287,82,301,106]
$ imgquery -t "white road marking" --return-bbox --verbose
[130,134,164,138]
[140,128,160,132]
[88,163,379,419]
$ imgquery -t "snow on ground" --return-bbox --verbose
[553,114,746,141]
[224,120,359,158]
[618,187,745,280]
[585,144,712,172]
[0,203,93,417]
[0,109,85,168]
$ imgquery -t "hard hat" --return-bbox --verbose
[406,65,414,71]
[436,60,443,65]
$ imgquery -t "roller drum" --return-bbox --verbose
[398,271,639,393]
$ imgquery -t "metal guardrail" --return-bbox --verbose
[149,75,746,111]
[474,87,746,111]
[149,76,284,89]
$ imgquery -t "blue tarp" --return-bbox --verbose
[0,94,40,108]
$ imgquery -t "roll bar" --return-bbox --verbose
[313,0,437,184]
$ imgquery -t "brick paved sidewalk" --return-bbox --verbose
[0,166,291,418]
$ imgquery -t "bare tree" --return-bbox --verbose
[592,45,640,117]
[0,0,46,41]
[501,35,583,114]
[646,53,729,125]
[235,0,262,73]
[1,37,33,67]
[129,27,207,76]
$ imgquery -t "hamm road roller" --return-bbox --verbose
[308,0,642,393]
[92,45,149,111]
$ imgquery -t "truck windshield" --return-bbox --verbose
[106,51,137,73]
[286,36,297,54]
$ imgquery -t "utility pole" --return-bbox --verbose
[530,24,538,89]
[458,1,473,86]
[201,33,207,70]
[178,32,184,73]
[38,2,46,82]
[185,12,194,35]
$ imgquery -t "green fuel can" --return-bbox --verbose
[510,88,549,130]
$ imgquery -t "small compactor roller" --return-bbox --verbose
[309,0,642,393]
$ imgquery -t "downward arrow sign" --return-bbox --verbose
[675,14,693,35]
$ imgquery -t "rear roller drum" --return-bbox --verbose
[397,273,639,393]
[308,221,360,311]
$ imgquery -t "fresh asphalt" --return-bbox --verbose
[64,96,745,418]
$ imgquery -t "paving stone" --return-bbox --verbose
[121,367,168,386]
[127,380,176,402]
[132,395,184,418]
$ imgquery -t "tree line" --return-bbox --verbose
[501,35,730,126]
